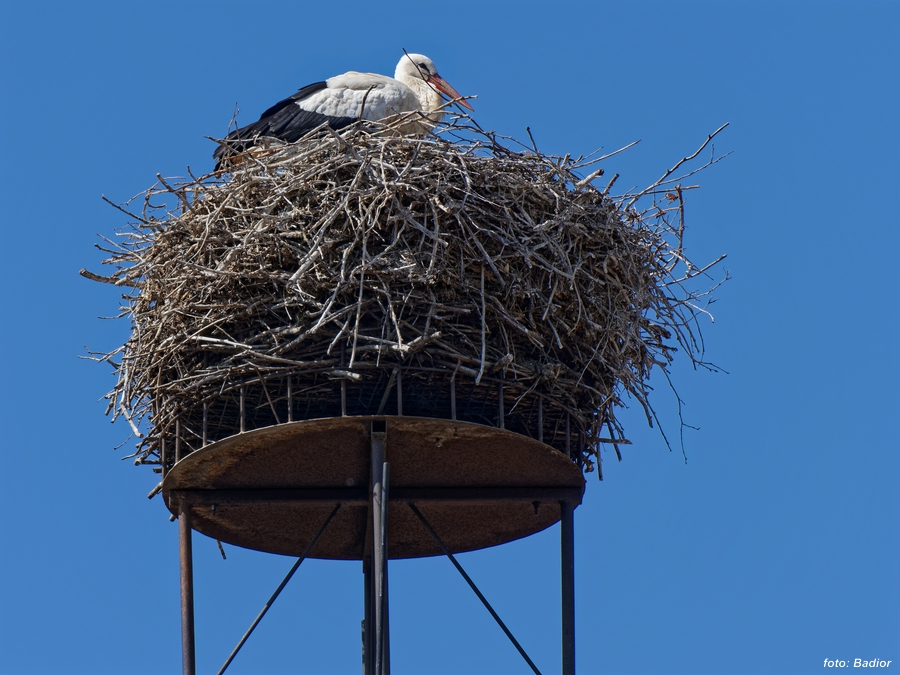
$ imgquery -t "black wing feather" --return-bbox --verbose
[213,81,358,168]
[257,81,328,119]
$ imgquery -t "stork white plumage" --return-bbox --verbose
[214,53,472,168]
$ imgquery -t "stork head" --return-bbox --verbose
[395,53,474,111]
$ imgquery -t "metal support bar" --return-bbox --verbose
[175,419,182,463]
[371,426,390,675]
[287,375,293,423]
[450,374,457,421]
[240,385,246,433]
[363,557,374,675]
[560,500,575,675]
[341,344,347,416]
[375,370,397,416]
[381,462,391,675]
[408,503,544,675]
[170,486,584,507]
[217,503,342,675]
[178,503,196,675]
[537,397,543,444]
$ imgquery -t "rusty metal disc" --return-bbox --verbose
[162,416,584,559]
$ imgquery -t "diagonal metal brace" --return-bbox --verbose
[217,503,342,675]
[408,503,544,675]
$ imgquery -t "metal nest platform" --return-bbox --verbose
[163,416,584,559]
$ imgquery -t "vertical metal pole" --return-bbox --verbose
[450,373,457,421]
[371,426,387,675]
[381,462,391,675]
[175,418,182,463]
[161,437,167,479]
[287,375,293,423]
[202,403,208,447]
[363,558,374,675]
[179,503,196,675]
[537,397,543,444]
[498,379,505,429]
[240,385,246,433]
[561,500,575,675]
[341,344,348,416]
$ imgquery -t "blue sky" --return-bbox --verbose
[1,1,897,674]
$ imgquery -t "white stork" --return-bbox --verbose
[214,53,472,168]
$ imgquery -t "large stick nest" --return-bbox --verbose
[86,116,727,478]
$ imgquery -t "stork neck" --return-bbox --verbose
[403,77,443,113]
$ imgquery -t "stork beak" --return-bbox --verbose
[428,75,474,111]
